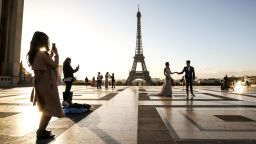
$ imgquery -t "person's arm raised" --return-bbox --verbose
[42,52,59,69]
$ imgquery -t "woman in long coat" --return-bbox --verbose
[28,31,64,139]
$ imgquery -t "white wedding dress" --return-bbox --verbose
[159,67,172,97]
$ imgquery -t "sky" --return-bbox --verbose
[21,0,256,80]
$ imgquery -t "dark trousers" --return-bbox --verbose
[65,81,72,93]
[111,81,115,89]
[64,81,73,102]
[185,79,194,96]
[97,80,101,89]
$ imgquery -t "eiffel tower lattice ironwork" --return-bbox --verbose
[126,8,153,85]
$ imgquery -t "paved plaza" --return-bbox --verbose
[1,85,256,144]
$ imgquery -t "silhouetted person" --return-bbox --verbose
[181,76,186,90]
[97,72,103,89]
[221,74,234,90]
[91,76,96,87]
[245,80,251,86]
[105,72,110,88]
[85,77,88,87]
[221,74,229,90]
[27,31,64,139]
[100,74,103,87]
[224,75,228,82]
[111,73,115,89]
[178,60,195,99]
[63,57,79,105]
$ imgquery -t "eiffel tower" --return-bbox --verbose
[126,8,153,85]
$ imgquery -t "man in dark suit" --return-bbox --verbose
[178,60,195,99]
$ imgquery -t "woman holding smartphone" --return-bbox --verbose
[28,31,64,139]
[62,57,79,106]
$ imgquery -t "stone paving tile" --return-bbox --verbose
[137,105,175,144]
[0,86,128,144]
[140,86,256,143]
[0,112,19,118]
[1,85,256,143]
[53,87,137,144]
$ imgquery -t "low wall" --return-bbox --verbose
[0,76,12,87]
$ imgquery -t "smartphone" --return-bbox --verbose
[52,43,56,49]
[51,43,57,52]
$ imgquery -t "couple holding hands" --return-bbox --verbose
[159,60,195,99]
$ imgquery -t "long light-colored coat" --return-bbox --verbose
[30,51,64,118]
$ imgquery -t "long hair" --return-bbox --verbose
[63,57,71,69]
[27,31,49,66]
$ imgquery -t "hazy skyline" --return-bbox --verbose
[21,0,256,80]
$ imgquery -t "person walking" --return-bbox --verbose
[177,60,195,99]
[28,31,64,139]
[63,57,79,106]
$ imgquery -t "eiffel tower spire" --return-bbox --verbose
[136,6,143,55]
[126,7,153,85]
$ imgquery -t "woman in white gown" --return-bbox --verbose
[159,62,176,97]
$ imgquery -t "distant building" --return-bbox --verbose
[152,78,161,82]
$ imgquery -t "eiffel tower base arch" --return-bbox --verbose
[126,71,153,86]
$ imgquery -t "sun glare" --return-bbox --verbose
[39,47,47,52]
[234,81,244,94]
